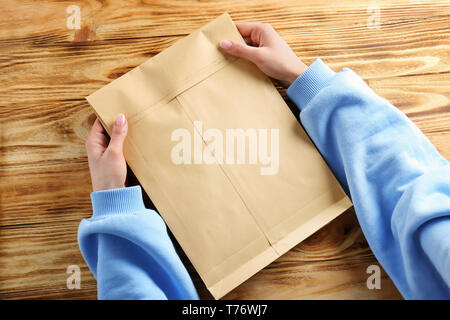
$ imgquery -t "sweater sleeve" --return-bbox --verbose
[78,186,199,300]
[287,58,450,299]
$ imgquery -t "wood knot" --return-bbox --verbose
[73,24,97,43]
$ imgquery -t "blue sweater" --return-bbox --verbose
[78,59,450,299]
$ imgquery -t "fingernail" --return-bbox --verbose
[116,114,126,127]
[220,40,232,50]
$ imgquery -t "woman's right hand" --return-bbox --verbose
[220,22,308,87]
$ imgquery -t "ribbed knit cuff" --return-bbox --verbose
[90,186,146,218]
[286,58,336,111]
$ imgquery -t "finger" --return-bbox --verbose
[235,22,261,37]
[88,118,105,137]
[243,36,254,46]
[107,114,128,156]
[86,118,108,158]
[220,40,261,63]
[237,22,278,48]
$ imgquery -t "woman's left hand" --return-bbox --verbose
[85,114,128,192]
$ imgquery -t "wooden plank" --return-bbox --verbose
[1,0,448,299]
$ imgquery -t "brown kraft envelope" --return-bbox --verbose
[86,12,353,299]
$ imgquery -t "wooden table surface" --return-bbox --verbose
[1,0,449,300]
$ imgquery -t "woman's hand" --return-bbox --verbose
[85,114,128,192]
[220,22,307,87]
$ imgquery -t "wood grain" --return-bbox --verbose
[1,0,448,299]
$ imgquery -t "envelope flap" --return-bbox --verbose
[86,13,243,134]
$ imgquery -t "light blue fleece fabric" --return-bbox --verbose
[287,59,450,299]
[78,186,199,299]
[78,58,449,300]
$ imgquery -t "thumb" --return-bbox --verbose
[108,114,128,155]
[220,40,260,63]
